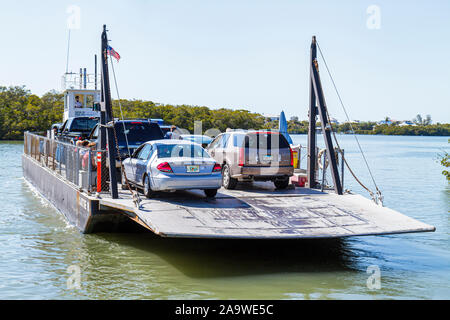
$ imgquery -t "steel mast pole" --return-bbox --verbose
[310,45,343,195]
[307,36,318,188]
[100,24,119,199]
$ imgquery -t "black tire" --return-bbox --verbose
[143,175,153,198]
[121,170,129,190]
[274,177,290,189]
[222,164,237,190]
[204,189,218,198]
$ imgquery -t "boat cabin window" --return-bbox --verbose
[85,95,95,109]
[64,95,69,111]
[73,94,96,109]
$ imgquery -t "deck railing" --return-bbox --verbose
[24,132,105,194]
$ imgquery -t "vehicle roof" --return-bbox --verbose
[220,130,281,135]
[67,116,99,121]
[146,139,203,146]
[180,134,212,138]
[114,119,159,124]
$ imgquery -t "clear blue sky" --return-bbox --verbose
[1,0,449,123]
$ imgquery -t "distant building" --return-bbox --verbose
[377,119,393,125]
[265,115,280,122]
[398,120,416,127]
[343,120,359,124]
[329,118,339,125]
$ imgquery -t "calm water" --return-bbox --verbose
[0,135,449,299]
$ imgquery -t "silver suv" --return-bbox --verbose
[207,130,294,189]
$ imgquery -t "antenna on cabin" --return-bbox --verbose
[95,54,98,90]
[65,30,71,74]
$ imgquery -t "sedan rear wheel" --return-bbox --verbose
[222,164,237,190]
[143,175,153,198]
[204,189,218,198]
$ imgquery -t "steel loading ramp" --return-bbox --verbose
[98,182,435,239]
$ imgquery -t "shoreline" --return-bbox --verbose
[2,133,450,142]
[1,87,449,140]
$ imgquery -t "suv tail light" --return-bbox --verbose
[290,147,294,166]
[213,163,222,172]
[238,147,244,167]
[157,162,173,173]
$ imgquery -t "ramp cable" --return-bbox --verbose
[316,41,383,206]
[109,54,142,208]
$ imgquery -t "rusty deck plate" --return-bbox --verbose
[99,183,435,239]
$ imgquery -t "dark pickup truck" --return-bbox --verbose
[88,120,165,164]
[58,117,100,144]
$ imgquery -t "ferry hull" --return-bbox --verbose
[22,154,138,233]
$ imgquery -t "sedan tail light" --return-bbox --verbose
[213,163,222,172]
[157,162,173,173]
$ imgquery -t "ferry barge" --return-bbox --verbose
[21,27,435,238]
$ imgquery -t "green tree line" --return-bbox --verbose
[1,86,449,140]
[0,86,266,140]
[266,119,450,136]
[0,86,64,140]
[111,99,265,133]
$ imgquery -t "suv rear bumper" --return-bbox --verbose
[232,166,294,179]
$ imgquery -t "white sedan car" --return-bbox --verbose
[122,140,222,198]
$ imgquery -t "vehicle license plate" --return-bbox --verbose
[186,165,200,173]
[263,155,273,161]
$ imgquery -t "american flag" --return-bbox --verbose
[107,46,121,62]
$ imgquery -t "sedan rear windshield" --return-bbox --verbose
[157,144,210,158]
[69,118,99,132]
[244,133,290,150]
[182,135,213,145]
[115,122,164,143]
